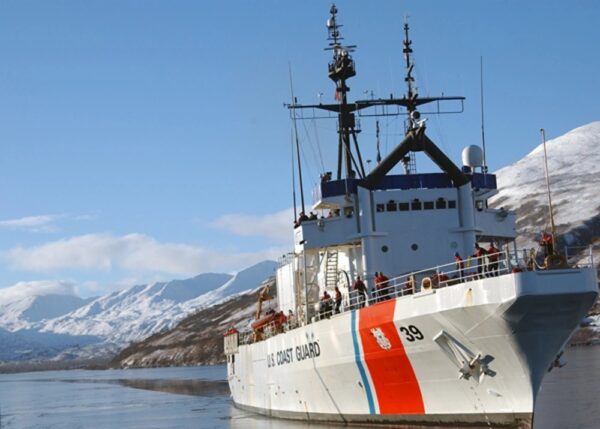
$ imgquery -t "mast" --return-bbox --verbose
[326,4,362,180]
[401,17,418,173]
[287,5,467,189]
[540,128,557,243]
[402,17,418,126]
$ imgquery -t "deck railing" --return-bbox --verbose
[237,246,596,345]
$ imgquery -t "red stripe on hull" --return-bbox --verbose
[358,299,425,414]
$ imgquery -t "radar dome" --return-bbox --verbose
[462,145,484,168]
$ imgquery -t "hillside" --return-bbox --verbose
[491,121,600,261]
[111,277,275,368]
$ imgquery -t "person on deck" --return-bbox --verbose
[454,252,465,280]
[320,291,333,319]
[376,272,390,300]
[540,232,554,257]
[487,242,500,277]
[403,275,415,295]
[473,244,488,279]
[334,286,342,314]
[353,276,368,308]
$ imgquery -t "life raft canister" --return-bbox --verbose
[421,277,432,290]
[545,254,568,269]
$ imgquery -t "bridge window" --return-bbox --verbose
[424,201,434,210]
[448,200,457,209]
[386,201,397,212]
[399,202,409,211]
[411,199,422,210]
[436,198,447,209]
[376,204,384,212]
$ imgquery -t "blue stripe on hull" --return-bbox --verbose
[350,309,375,414]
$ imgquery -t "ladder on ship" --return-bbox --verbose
[402,152,417,174]
[325,250,339,290]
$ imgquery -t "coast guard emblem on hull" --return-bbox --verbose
[370,327,391,350]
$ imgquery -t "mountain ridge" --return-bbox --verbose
[0,261,277,362]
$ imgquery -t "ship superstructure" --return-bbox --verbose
[224,6,598,428]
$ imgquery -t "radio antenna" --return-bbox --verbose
[480,56,488,173]
[289,63,305,215]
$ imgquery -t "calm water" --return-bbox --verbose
[0,347,598,429]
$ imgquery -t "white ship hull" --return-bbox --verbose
[227,269,597,428]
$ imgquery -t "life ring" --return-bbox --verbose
[421,277,432,290]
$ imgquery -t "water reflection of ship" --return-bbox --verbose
[224,5,598,428]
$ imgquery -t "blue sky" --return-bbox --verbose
[1,1,599,297]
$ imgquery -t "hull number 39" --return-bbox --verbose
[399,325,424,342]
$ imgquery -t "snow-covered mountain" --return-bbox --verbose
[0,281,92,331]
[0,261,277,362]
[491,121,600,256]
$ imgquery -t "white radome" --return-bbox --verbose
[462,145,484,168]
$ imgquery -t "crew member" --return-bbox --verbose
[353,276,368,308]
[454,252,465,280]
[487,242,500,277]
[540,232,554,257]
[334,286,342,314]
[376,272,390,300]
[473,244,488,279]
[404,275,415,295]
[320,291,333,319]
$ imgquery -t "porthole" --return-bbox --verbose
[411,243,418,251]
[381,245,389,253]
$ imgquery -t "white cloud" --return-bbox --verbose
[0,215,60,233]
[0,280,76,305]
[4,233,285,278]
[210,208,293,243]
[0,213,95,233]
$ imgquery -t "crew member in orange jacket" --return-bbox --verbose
[376,272,390,301]
[473,244,488,279]
[540,232,554,257]
[353,276,368,308]
[487,243,500,277]
[454,252,465,280]
[334,286,342,314]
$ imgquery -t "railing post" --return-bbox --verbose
[590,245,594,267]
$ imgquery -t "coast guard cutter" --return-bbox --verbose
[224,5,598,428]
